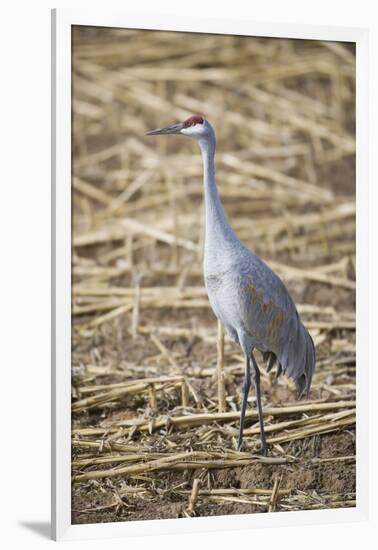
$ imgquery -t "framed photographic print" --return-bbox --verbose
[51,8,369,541]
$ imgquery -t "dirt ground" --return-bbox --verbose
[71,28,356,524]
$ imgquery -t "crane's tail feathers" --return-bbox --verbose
[262,351,283,378]
[276,362,283,379]
[277,319,315,399]
[264,320,315,396]
[263,352,276,373]
[294,327,316,399]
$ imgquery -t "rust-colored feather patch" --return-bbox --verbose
[184,114,204,127]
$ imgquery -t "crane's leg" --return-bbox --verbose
[251,352,268,456]
[237,355,251,451]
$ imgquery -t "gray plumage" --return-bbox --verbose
[147,115,316,455]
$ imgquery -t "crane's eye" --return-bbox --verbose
[183,115,204,127]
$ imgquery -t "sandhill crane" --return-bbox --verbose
[147,115,315,455]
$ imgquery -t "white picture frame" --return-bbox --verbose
[51,8,369,541]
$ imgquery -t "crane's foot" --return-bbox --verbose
[238,438,268,455]
[259,440,269,456]
[237,437,245,452]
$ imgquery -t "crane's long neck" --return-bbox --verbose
[199,136,237,256]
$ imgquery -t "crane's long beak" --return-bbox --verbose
[146,122,184,136]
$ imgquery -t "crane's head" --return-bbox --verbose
[146,115,214,142]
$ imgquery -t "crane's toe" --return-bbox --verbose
[260,441,269,456]
[237,438,245,452]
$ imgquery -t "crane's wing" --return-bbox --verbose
[237,254,315,398]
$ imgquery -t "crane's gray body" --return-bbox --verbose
[198,124,315,397]
[204,240,315,396]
